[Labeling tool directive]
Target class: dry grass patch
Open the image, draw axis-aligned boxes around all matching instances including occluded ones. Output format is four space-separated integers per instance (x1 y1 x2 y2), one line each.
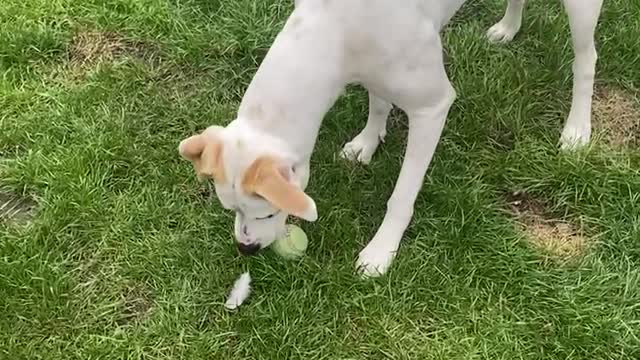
67 30 156 70
118 283 154 325
592 85 639 148
505 191 588 263
0 189 35 224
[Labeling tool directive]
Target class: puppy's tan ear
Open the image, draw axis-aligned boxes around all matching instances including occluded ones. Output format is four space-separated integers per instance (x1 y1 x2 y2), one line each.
178 134 206 162
242 156 318 221
178 133 226 183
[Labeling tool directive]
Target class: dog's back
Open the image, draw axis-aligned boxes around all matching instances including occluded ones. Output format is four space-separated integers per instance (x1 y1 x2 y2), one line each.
297 0 466 29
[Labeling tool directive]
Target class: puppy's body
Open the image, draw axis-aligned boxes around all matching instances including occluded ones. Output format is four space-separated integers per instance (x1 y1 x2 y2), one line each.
180 0 604 276
237 0 464 159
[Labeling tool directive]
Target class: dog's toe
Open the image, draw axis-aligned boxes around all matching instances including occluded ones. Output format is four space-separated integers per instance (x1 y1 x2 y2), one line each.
487 22 520 43
356 240 398 278
340 142 366 163
340 133 381 165
560 122 591 150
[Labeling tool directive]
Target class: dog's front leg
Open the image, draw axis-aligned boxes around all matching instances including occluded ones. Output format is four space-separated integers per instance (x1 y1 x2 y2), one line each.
341 92 392 165
357 84 456 277
487 0 527 43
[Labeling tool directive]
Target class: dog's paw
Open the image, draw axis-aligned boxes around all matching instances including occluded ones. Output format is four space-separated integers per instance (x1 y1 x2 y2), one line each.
356 232 400 278
487 21 520 43
357 242 397 278
340 131 384 165
560 122 591 150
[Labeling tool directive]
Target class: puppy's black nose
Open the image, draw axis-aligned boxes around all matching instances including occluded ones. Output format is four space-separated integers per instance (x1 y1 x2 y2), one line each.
237 242 260 256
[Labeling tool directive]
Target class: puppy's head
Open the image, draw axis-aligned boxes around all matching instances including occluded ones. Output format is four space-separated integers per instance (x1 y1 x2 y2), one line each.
179 125 316 255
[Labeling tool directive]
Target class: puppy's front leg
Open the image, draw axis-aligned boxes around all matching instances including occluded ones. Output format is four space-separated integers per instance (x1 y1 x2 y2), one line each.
357 82 456 277
341 92 392 165
487 0 527 43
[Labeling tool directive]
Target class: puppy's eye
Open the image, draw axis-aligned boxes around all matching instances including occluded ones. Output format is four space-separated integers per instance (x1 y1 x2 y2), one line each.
257 210 280 220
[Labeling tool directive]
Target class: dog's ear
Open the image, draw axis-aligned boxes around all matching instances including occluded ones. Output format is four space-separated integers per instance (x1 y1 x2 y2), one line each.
242 156 318 221
178 130 226 183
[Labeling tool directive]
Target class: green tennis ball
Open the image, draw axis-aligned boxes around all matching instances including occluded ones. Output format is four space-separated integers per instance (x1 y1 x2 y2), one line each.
271 224 308 259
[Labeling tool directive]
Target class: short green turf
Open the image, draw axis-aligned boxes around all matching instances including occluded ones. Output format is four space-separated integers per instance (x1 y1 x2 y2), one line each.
1 0 639 359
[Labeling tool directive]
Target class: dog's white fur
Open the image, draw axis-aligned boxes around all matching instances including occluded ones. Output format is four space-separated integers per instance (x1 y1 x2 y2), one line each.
180 0 604 276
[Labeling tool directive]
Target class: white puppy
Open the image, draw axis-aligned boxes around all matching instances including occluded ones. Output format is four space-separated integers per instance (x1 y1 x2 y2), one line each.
179 0 603 276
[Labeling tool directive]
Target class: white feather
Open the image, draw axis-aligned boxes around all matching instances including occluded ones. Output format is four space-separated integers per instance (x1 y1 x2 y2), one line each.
224 272 251 309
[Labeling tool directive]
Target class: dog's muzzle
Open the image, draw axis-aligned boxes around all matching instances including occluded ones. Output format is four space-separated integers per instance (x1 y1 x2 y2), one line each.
237 242 261 256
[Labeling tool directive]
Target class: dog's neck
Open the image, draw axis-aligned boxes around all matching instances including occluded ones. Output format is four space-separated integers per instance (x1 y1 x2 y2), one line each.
232 7 347 164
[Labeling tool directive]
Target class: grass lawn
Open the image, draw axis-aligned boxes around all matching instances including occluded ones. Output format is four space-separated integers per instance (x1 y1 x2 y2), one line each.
1 0 640 358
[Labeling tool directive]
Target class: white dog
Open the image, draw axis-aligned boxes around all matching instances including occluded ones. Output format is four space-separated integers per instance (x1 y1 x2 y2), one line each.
179 0 603 277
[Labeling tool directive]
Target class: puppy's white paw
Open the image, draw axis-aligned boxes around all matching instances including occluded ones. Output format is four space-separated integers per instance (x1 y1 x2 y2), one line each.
356 234 400 278
340 130 384 165
560 121 591 150
487 21 520 43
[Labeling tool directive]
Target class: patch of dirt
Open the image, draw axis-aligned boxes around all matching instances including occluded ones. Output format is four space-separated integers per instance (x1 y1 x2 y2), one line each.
592 86 639 148
67 30 156 68
118 283 153 325
0 189 35 224
505 191 587 262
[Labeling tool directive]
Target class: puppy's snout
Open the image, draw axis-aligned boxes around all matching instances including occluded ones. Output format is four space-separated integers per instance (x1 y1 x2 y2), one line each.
237 242 261 256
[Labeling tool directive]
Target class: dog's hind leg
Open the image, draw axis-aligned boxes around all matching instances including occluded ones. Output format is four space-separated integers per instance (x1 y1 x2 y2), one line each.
559 0 603 149
341 92 392 165
487 0 526 43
